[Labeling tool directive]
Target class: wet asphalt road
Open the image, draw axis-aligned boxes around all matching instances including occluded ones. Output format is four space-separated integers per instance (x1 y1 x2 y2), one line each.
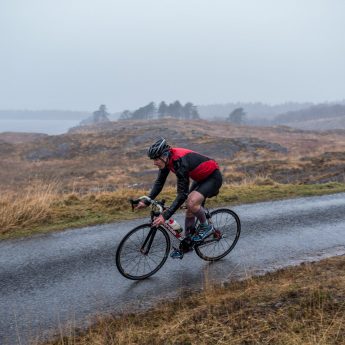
1 193 345 344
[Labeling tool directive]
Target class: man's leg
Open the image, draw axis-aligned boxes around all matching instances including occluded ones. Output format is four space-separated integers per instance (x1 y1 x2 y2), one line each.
177 191 206 253
187 191 214 241
186 191 207 227
184 210 196 236
184 181 200 235
187 171 222 240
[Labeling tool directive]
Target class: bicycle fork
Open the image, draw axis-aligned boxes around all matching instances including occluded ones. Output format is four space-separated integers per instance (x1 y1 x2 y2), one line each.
140 227 157 255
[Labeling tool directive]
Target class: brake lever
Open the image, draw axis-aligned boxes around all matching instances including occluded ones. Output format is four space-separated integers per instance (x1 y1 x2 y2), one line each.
129 199 139 212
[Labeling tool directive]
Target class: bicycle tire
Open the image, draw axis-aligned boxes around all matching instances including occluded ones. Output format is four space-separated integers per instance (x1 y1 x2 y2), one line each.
195 208 241 261
116 224 170 280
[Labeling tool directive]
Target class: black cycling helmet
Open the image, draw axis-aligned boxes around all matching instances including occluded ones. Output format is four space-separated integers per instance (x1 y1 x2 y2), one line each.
147 137 171 159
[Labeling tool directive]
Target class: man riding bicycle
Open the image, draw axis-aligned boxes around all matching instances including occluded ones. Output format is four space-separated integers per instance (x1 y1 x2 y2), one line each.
136 137 222 259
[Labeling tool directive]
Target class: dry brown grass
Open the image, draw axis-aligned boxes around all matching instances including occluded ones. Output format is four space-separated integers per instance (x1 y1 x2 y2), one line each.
42 256 345 345
2 119 345 193
2 181 345 240
0 182 58 234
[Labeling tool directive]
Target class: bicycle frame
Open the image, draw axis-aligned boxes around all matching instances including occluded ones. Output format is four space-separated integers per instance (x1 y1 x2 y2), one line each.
138 224 179 256
116 197 241 279
133 196 216 255
161 222 184 239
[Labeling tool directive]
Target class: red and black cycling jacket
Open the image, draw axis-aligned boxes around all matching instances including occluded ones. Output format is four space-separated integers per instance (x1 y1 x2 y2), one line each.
148 148 219 220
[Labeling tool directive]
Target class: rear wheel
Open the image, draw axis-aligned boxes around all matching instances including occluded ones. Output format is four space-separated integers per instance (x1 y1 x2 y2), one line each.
116 224 170 280
195 209 240 261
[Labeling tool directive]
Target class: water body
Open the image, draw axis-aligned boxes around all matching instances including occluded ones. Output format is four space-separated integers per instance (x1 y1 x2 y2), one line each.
0 119 79 135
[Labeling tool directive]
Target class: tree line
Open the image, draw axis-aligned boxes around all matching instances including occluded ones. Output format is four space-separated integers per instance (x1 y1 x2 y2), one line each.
119 101 200 120
85 103 247 125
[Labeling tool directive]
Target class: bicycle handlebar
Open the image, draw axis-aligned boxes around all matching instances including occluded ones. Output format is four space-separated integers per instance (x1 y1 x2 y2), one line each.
129 196 164 213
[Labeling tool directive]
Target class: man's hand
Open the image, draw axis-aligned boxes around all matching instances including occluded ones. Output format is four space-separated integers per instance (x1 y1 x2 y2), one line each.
152 214 165 227
135 201 147 209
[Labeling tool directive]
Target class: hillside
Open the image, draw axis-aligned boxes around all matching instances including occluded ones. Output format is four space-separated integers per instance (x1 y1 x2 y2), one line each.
197 102 313 120
1 119 345 194
0 132 48 144
274 104 345 130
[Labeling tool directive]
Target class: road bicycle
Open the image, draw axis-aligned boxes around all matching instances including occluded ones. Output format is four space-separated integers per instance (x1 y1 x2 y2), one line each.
115 196 241 280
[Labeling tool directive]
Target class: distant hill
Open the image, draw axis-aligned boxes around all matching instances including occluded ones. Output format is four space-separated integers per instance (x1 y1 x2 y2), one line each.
273 103 345 130
197 102 314 122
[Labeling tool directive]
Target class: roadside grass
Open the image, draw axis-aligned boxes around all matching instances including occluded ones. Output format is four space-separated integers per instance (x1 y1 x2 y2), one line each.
0 182 58 236
1 180 345 240
42 255 345 345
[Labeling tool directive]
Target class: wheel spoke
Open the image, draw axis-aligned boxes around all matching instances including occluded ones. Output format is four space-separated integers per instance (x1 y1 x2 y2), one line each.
116 225 170 279
124 257 141 273
195 209 240 261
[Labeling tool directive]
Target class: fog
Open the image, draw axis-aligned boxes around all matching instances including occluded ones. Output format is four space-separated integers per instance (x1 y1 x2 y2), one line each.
0 119 79 134
1 0 344 115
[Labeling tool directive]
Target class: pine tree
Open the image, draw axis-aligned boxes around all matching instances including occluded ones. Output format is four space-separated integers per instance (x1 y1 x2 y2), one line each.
158 101 168 118
183 102 200 119
228 108 246 124
119 110 132 120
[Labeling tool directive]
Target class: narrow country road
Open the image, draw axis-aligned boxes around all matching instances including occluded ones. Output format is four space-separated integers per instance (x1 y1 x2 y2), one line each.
1 193 345 344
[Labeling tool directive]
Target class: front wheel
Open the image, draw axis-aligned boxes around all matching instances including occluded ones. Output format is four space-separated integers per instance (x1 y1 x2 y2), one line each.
116 224 170 280
195 208 241 261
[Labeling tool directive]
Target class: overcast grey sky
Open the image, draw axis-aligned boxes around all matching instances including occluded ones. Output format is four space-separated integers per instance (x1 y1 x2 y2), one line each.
1 0 344 112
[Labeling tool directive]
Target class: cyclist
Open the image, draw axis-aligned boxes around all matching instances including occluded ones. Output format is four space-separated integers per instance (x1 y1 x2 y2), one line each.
136 137 222 259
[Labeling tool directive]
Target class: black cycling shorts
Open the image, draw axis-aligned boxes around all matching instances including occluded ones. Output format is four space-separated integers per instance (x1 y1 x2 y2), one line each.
189 169 223 198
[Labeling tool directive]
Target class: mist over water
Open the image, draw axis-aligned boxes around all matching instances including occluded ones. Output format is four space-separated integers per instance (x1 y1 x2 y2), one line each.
0 119 78 135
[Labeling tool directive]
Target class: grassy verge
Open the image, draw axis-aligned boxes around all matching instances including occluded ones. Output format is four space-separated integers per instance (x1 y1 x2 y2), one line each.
2 181 345 240
43 255 345 345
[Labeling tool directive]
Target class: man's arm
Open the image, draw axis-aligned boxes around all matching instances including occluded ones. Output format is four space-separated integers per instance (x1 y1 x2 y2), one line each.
148 167 170 201
162 158 189 220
